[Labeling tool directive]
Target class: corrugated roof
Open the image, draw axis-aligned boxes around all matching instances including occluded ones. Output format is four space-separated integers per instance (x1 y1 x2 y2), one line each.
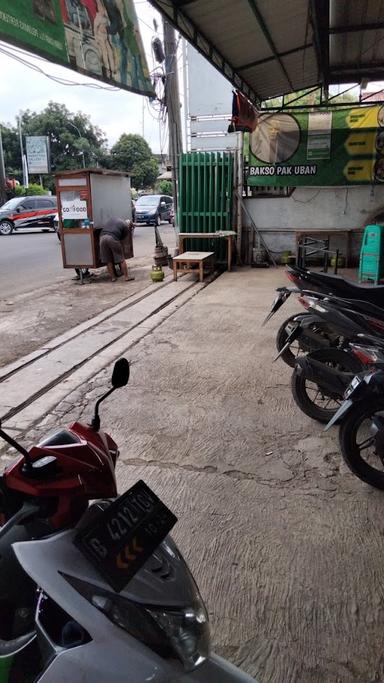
148 0 384 103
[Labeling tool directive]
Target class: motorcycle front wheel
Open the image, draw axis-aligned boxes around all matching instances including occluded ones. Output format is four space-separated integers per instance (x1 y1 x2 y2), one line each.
291 348 364 423
339 398 384 490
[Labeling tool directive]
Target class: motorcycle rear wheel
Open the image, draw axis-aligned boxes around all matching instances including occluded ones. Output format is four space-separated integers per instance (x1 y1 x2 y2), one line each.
276 313 334 368
339 398 384 490
291 348 364 423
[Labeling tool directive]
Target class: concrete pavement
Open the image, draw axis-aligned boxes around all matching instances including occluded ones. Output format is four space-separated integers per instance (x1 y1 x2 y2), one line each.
2 266 384 682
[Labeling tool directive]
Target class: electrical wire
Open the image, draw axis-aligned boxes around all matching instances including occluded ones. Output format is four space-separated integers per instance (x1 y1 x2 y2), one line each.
0 43 120 90
291 189 322 203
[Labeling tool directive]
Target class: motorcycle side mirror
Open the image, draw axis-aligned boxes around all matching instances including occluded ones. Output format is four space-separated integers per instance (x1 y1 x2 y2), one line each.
91 358 130 431
111 358 130 388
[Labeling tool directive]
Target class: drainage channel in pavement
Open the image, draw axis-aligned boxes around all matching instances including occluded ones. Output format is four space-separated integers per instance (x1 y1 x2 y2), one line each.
2 274 215 432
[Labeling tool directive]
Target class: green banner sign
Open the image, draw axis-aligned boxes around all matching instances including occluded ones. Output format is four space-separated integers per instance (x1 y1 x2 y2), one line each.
0 0 153 97
246 106 384 186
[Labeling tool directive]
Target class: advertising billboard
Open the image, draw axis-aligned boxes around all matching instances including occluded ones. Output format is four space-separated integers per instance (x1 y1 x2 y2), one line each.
246 105 384 186
0 0 153 96
26 136 50 174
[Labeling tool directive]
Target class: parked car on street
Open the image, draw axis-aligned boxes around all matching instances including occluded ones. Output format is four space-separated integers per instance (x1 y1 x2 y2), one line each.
134 194 173 226
0 195 57 235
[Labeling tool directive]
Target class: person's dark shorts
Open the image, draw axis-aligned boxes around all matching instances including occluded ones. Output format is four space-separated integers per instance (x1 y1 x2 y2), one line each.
100 234 124 264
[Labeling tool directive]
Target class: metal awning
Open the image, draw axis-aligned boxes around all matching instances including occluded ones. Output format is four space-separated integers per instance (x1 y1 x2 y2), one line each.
148 0 384 104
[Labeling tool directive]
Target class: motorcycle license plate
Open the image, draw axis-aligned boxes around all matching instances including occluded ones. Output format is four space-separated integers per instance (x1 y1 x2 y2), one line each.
345 375 362 398
75 481 177 592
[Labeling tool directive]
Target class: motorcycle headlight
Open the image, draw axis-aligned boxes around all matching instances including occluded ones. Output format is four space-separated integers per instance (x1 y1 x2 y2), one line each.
64 575 210 671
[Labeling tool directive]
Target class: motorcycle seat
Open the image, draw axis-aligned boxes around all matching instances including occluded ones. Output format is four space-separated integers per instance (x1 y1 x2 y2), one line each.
290 267 384 306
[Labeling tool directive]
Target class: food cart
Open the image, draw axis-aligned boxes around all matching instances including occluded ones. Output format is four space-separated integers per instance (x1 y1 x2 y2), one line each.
55 169 133 280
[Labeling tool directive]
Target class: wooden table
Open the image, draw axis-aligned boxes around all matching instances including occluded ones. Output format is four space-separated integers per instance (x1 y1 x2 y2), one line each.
172 251 215 282
294 229 353 267
178 231 236 271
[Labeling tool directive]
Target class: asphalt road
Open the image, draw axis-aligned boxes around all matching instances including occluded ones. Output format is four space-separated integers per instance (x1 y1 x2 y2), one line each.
0 223 177 299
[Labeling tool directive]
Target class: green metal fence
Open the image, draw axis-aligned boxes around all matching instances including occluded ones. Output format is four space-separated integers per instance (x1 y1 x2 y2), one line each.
178 152 234 263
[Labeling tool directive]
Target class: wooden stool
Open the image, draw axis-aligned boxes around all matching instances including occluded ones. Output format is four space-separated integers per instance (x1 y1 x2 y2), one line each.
172 251 215 282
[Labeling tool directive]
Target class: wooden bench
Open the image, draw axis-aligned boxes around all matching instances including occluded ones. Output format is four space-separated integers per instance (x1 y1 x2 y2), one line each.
172 251 215 282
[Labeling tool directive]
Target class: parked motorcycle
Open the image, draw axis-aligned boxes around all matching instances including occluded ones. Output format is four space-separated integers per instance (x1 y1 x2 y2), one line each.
265 287 342 366
325 366 384 490
290 293 384 422
0 359 255 682
286 264 384 305
291 347 365 423
265 264 384 367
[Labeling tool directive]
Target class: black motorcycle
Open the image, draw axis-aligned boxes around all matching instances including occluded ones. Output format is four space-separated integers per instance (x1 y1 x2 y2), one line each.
290 293 384 422
265 265 384 366
325 368 384 490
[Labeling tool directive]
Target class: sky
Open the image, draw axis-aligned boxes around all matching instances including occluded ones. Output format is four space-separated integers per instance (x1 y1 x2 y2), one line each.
0 1 176 154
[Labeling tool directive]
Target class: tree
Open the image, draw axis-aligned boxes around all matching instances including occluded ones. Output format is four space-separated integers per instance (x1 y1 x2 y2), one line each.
110 134 159 189
157 179 173 196
1 123 22 180
21 102 108 175
1 103 109 191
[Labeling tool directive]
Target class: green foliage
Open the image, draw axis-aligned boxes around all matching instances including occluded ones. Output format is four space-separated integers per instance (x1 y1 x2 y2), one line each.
157 180 172 196
1 106 159 192
1 124 21 179
14 183 48 196
21 102 107 172
110 133 159 189
1 102 108 188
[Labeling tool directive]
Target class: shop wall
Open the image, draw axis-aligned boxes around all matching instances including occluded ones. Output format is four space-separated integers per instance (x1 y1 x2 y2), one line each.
243 185 384 262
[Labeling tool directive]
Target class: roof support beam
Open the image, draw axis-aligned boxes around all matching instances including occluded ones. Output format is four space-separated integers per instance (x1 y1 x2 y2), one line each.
173 0 198 6
247 0 294 90
237 43 314 72
329 22 384 34
329 65 384 82
310 0 330 87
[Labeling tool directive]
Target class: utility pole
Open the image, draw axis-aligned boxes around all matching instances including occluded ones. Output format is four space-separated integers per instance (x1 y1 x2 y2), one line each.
18 114 28 187
0 126 7 205
163 18 182 226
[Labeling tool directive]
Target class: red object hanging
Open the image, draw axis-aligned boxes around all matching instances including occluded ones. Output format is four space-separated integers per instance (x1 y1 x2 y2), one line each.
228 90 258 133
